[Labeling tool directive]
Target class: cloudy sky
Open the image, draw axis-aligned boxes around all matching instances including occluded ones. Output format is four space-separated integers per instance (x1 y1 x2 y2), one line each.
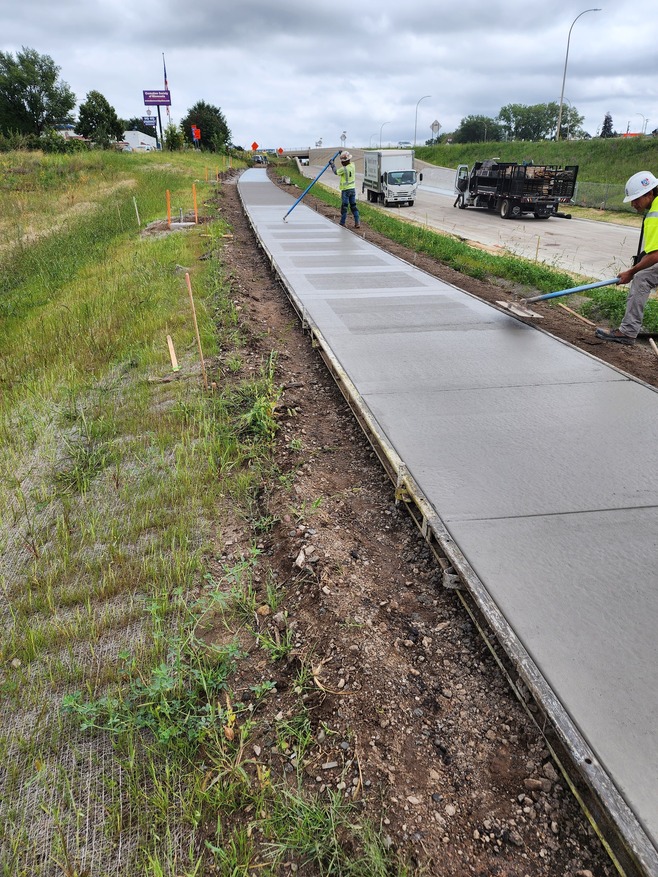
3 0 657 149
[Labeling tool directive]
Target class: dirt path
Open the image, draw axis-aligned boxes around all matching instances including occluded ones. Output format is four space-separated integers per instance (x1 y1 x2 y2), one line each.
211 171 622 876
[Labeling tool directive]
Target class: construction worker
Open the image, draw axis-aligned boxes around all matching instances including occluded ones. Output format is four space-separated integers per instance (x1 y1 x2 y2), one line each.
329 151 360 228
595 171 658 345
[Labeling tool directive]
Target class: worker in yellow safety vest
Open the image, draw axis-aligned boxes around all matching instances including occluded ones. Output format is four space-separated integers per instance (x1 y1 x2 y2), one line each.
595 170 658 345
329 151 360 229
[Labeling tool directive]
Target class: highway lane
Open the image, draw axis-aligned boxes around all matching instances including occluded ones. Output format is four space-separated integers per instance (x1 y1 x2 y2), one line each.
299 156 639 281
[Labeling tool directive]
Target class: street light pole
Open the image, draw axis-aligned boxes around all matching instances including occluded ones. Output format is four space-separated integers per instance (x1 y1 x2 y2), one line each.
556 8 601 141
635 113 647 134
558 97 572 140
414 95 431 146
379 120 391 148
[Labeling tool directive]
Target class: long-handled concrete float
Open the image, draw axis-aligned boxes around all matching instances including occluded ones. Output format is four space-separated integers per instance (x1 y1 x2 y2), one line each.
496 277 620 319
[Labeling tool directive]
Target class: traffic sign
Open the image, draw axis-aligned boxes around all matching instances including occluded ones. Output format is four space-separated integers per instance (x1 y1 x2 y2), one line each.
251 141 259 151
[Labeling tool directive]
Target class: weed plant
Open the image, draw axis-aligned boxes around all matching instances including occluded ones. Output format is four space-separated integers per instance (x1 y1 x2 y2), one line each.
580 285 658 332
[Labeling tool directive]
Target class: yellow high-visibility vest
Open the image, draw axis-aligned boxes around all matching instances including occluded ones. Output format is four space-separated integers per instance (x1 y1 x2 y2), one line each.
337 162 356 191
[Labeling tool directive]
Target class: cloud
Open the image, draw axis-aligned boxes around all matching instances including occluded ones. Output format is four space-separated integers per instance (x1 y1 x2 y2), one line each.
2 0 657 146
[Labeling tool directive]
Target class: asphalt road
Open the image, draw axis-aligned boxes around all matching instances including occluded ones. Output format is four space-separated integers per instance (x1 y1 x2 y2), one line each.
299 153 639 281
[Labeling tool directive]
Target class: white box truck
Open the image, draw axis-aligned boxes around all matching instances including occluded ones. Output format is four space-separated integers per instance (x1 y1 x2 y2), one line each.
362 149 422 207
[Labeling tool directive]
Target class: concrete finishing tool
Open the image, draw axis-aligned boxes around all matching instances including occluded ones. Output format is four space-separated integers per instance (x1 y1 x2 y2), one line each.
496 277 620 319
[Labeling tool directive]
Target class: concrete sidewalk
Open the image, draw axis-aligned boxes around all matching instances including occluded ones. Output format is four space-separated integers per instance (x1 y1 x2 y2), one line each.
238 168 658 875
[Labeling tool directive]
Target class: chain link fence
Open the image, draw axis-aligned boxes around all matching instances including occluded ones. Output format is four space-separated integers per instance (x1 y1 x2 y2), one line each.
572 181 634 213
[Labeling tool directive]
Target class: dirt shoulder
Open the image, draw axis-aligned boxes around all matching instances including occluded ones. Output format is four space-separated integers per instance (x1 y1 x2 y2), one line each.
210 172 618 875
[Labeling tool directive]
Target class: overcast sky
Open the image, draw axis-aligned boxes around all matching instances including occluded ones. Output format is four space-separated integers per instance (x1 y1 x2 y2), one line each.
3 0 657 149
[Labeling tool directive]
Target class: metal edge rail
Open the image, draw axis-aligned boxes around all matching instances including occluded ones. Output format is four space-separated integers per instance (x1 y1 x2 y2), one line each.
236 183 658 877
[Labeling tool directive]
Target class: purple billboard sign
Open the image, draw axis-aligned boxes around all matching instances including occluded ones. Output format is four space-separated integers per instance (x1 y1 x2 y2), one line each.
143 90 171 106
142 116 157 126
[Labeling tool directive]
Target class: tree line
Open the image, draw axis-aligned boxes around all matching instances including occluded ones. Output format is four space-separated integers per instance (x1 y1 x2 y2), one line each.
0 47 232 153
429 109 629 145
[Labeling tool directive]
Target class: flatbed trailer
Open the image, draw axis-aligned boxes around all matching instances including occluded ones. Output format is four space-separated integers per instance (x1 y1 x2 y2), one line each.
454 160 578 219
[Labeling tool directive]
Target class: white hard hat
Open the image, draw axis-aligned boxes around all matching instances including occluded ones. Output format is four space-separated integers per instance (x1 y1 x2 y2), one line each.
623 171 658 202
340 151 352 162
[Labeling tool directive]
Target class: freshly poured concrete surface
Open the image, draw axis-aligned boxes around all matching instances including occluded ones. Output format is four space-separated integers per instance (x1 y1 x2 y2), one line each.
239 170 658 851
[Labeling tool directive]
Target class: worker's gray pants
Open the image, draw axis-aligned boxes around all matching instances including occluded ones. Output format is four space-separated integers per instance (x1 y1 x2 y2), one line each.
619 262 658 337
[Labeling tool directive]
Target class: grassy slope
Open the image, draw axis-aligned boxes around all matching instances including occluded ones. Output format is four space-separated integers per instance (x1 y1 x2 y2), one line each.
415 137 658 184
0 150 412 876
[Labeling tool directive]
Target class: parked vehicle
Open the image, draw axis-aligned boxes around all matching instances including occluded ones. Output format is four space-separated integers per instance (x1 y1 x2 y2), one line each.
454 159 578 219
362 149 422 207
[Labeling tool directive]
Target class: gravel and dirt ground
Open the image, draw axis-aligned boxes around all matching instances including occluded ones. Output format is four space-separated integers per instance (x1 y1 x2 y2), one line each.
204 169 653 876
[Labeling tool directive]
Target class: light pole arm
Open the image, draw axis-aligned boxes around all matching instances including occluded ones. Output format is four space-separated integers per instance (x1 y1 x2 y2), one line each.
556 8 600 141
414 95 431 146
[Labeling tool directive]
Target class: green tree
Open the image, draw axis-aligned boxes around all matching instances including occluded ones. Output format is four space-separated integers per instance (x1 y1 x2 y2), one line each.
600 112 615 138
551 102 587 140
453 115 503 144
496 102 584 141
0 47 75 135
164 122 184 151
180 100 231 152
76 90 123 144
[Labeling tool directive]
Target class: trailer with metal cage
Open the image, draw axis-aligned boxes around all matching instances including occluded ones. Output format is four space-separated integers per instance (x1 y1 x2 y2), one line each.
454 159 578 219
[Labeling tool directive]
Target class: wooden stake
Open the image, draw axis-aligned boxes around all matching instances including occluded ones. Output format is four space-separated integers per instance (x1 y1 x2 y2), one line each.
649 337 658 359
192 183 198 224
166 189 171 228
185 273 208 389
557 303 596 326
166 335 180 371
133 196 141 228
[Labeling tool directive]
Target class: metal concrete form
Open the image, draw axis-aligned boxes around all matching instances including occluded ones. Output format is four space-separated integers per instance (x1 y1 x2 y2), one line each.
237 168 658 877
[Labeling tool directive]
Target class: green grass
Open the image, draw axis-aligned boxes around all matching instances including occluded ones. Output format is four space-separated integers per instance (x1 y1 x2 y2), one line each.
0 149 413 876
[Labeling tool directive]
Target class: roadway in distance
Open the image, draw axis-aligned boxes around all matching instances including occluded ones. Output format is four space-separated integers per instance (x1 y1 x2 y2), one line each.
299 150 639 282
